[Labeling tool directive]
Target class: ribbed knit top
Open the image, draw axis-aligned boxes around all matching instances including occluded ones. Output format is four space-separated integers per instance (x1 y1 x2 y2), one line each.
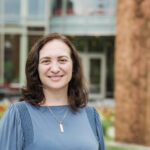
0 101 105 150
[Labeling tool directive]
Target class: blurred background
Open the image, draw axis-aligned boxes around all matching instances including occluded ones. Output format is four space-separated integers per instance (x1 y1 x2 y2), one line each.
0 0 150 150
0 0 115 102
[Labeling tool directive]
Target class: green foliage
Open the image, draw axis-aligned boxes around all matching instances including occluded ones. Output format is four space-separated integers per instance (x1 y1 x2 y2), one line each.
96 106 114 138
106 146 135 150
0 112 4 119
102 118 113 136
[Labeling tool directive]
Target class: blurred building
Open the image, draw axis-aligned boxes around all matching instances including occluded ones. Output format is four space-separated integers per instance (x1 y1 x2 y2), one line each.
0 0 117 101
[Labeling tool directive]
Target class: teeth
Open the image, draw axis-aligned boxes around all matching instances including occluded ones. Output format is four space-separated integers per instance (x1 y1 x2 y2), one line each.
50 76 61 78
48 76 62 81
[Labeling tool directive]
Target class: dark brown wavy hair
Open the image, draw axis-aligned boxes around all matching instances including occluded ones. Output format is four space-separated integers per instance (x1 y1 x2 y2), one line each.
20 33 88 111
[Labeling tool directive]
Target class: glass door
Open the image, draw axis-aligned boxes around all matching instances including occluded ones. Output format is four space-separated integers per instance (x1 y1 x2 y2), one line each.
89 58 101 94
80 53 106 100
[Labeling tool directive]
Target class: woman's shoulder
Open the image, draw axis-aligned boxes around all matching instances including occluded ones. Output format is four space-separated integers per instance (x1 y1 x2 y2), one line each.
13 101 37 111
85 105 98 114
5 101 36 122
1 101 29 118
84 105 102 123
13 101 30 107
0 102 23 125
84 105 101 124
1 102 23 117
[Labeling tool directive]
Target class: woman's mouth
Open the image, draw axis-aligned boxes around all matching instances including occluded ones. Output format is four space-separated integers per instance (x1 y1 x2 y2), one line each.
48 75 63 81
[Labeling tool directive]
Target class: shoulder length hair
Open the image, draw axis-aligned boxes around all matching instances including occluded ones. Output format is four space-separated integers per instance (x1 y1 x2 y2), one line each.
20 33 88 111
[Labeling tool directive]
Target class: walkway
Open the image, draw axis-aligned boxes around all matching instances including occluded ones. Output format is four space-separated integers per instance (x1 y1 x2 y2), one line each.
106 141 150 150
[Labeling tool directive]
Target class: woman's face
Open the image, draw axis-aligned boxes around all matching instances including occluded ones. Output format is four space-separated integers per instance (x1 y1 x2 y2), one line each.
38 39 73 91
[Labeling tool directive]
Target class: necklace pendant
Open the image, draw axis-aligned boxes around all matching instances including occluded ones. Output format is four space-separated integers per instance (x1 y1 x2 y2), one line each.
59 123 64 133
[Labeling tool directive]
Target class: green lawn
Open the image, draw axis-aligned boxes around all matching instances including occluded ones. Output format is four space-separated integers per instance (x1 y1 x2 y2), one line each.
106 146 135 150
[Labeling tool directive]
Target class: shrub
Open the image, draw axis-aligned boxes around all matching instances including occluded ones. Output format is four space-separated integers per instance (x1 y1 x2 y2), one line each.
0 105 8 119
95 106 114 139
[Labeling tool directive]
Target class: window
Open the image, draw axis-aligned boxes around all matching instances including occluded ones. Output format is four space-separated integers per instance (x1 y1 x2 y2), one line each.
87 37 104 53
68 36 85 52
28 35 42 52
52 0 63 16
4 0 21 23
66 0 74 15
90 59 101 93
4 35 20 83
0 0 3 16
66 0 85 15
87 0 108 15
5 0 20 15
28 0 45 18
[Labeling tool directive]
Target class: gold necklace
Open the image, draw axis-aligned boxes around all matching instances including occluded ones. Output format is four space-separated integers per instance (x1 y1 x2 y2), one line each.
47 106 69 133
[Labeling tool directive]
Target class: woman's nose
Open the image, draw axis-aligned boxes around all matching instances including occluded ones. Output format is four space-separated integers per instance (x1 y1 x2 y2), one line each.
50 62 60 73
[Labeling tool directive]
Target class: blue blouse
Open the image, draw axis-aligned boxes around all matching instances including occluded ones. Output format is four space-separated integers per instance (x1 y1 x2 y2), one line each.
0 101 105 150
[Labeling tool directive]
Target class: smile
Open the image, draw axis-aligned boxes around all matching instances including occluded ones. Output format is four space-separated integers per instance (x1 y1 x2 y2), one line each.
48 75 64 81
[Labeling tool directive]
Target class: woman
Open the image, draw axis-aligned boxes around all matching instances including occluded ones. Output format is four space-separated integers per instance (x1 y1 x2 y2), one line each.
0 33 105 150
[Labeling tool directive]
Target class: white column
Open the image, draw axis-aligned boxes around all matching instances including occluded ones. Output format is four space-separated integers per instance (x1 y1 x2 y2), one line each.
19 0 28 86
101 54 106 98
79 53 90 87
19 33 28 86
0 0 5 86
21 0 27 25
45 0 51 34
0 34 4 86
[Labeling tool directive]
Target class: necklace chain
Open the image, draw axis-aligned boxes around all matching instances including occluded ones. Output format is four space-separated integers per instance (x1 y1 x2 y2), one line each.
47 106 69 133
47 106 69 124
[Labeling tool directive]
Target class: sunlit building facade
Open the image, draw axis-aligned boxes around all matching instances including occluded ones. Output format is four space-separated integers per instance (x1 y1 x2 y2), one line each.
0 0 117 100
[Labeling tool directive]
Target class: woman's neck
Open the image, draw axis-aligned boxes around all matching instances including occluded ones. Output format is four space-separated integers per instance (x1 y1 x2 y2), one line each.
41 88 69 106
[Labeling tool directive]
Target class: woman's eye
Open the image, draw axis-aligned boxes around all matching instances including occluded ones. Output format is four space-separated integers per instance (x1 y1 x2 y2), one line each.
59 59 67 63
41 60 50 64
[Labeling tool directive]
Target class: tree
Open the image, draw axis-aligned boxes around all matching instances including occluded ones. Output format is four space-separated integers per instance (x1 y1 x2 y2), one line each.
115 0 150 145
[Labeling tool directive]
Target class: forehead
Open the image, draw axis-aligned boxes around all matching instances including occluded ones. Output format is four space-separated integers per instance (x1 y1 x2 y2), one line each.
39 39 71 58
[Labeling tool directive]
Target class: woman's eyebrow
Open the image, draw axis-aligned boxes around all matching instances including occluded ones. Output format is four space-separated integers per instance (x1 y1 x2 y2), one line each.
58 56 69 59
39 56 69 61
39 57 51 61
